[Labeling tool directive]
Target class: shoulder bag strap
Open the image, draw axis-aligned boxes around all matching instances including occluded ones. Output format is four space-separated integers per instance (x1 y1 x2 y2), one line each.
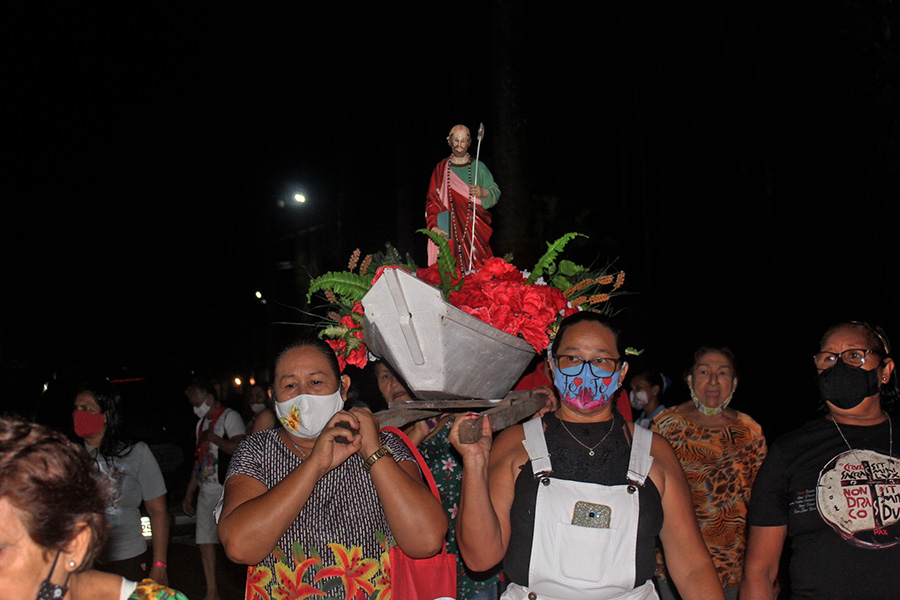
380 425 447 554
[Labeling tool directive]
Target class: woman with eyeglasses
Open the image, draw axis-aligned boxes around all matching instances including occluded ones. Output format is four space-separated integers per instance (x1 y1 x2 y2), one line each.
650 346 767 600
741 321 900 600
449 311 724 599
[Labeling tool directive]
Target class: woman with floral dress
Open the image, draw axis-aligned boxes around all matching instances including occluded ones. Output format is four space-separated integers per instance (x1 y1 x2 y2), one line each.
217 338 447 600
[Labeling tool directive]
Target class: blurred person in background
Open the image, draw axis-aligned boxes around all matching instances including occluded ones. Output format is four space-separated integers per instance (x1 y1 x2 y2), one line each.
243 383 278 434
183 379 246 600
628 368 670 429
72 379 170 586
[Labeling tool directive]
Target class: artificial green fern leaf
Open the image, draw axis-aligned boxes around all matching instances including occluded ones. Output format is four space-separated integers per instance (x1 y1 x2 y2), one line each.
319 324 347 337
378 242 402 266
559 259 585 277
526 232 587 285
417 228 459 297
306 271 371 303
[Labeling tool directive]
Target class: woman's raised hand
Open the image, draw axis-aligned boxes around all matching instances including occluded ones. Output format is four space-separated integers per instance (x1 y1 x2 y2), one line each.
449 413 493 464
350 407 383 460
307 410 363 474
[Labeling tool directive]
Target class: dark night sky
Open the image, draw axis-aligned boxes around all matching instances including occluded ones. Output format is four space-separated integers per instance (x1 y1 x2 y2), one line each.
4 4 899 437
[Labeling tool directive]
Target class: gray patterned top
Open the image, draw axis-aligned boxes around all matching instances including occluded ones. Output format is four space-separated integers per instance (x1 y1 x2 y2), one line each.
225 428 415 599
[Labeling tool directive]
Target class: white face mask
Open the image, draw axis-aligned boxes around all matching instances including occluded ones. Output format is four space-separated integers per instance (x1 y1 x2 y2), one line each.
629 389 649 410
193 396 211 419
275 389 343 438
250 402 266 414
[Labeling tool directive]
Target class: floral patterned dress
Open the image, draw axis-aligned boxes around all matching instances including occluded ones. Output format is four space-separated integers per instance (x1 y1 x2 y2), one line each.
226 429 414 600
418 417 502 599
651 407 767 590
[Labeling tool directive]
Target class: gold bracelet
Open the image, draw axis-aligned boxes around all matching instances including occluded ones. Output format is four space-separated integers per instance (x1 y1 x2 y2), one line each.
363 445 393 471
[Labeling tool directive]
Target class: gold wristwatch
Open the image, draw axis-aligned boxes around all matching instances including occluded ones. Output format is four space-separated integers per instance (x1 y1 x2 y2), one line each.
363 445 393 471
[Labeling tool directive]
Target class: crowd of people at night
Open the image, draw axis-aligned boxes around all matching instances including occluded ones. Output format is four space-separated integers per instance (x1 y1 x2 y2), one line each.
3 127 898 600
3 315 899 600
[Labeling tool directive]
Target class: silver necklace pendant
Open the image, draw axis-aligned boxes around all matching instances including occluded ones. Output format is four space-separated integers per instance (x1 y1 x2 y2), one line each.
831 412 894 458
588 450 595 457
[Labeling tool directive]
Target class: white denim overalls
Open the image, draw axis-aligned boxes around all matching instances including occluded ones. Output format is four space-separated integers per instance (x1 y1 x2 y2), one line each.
501 417 659 600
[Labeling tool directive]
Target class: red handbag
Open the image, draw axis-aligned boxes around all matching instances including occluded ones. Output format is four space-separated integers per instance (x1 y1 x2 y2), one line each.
381 426 458 600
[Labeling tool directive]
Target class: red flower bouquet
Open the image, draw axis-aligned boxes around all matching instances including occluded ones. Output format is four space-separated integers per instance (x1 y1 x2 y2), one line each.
443 257 576 352
307 232 626 369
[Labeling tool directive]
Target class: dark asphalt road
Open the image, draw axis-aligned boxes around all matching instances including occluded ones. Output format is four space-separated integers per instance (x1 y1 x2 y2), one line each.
166 533 247 600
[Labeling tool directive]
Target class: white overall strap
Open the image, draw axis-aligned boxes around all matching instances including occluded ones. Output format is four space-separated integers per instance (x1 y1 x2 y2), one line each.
521 416 553 478
502 580 659 600
627 424 654 486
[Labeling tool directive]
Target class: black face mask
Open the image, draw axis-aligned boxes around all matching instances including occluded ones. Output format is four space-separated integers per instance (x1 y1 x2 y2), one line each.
816 359 881 410
37 551 71 600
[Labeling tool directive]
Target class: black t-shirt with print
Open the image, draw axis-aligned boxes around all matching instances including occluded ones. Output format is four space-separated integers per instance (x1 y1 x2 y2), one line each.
748 416 900 599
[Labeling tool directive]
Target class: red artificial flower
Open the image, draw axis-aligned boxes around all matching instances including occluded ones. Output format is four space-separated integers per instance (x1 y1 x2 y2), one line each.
468 257 519 283
415 265 442 287
326 339 349 372
445 258 574 353
416 263 463 289
346 347 368 370
340 303 365 333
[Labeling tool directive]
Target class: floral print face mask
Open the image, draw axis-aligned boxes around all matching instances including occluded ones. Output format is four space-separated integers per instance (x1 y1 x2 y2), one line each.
275 389 343 438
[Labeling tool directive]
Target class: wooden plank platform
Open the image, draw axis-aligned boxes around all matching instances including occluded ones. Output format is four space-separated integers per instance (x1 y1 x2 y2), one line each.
374 388 553 442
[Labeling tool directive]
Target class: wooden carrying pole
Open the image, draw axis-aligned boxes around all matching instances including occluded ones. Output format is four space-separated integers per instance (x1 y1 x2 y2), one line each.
374 388 551 442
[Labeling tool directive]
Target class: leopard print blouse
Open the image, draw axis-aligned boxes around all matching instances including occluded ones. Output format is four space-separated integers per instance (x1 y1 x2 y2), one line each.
651 407 767 589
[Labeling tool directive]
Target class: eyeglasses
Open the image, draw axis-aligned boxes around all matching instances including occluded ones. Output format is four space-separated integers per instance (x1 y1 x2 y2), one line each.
554 354 622 376
813 349 878 370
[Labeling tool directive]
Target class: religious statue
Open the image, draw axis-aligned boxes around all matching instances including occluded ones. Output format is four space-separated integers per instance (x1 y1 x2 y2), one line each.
425 124 501 270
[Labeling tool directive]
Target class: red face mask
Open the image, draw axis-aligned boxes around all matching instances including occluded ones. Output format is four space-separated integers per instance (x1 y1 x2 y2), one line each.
73 410 105 439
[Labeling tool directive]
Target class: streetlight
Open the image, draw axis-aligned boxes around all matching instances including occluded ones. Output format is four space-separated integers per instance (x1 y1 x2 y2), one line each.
277 190 308 209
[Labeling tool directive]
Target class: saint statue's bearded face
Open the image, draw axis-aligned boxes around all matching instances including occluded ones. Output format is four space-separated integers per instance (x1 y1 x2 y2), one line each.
447 125 471 158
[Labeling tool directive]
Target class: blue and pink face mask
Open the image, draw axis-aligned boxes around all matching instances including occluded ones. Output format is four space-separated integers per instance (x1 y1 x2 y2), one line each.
552 357 625 411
